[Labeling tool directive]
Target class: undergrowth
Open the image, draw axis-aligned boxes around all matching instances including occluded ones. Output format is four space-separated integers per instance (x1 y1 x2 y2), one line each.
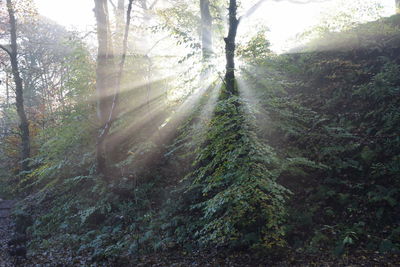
7 14 400 263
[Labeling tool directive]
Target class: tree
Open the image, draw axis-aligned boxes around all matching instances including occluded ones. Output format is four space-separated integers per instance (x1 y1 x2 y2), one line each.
200 0 212 60
94 0 133 175
222 0 336 94
396 0 400 14
0 0 31 172
224 0 240 95
223 0 265 94
18 18 75 121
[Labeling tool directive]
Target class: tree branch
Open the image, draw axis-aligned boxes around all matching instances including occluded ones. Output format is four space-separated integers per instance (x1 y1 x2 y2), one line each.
240 0 332 21
98 0 134 141
240 0 267 20
0 44 11 56
149 0 160 10
108 0 117 10
146 35 169 55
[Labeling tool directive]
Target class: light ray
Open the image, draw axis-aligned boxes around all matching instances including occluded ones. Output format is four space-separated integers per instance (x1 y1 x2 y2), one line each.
108 69 221 154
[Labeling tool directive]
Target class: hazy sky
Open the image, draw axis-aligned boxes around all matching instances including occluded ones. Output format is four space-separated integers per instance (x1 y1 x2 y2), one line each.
35 0 95 30
34 0 395 52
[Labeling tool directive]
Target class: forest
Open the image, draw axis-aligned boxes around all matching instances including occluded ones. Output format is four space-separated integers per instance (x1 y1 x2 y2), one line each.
0 0 400 265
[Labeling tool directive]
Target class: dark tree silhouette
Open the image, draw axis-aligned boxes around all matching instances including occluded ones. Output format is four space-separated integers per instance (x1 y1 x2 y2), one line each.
0 0 31 172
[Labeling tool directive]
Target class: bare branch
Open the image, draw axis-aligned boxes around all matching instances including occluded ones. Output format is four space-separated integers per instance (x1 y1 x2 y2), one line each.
146 35 169 55
0 44 11 56
98 0 134 141
149 0 160 10
240 0 332 21
240 0 267 20
108 0 117 10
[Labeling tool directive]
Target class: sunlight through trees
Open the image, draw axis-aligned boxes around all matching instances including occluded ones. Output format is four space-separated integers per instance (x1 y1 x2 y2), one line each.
0 0 399 265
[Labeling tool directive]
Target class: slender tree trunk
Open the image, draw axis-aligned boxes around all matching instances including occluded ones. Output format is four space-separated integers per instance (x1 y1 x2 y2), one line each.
58 72 66 113
94 0 133 174
5 74 10 136
6 0 31 172
6 74 10 108
94 0 115 125
221 0 266 94
139 1 155 114
94 0 115 174
224 0 239 95
200 0 213 60
396 0 400 14
115 0 125 55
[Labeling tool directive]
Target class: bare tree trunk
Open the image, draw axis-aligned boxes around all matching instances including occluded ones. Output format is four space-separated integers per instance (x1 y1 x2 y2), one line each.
396 0 400 14
94 0 115 174
222 0 268 94
5 0 31 172
200 0 213 60
224 0 239 95
94 0 133 175
4 74 10 136
139 0 157 114
94 0 115 125
5 74 10 108
115 0 125 55
58 72 66 113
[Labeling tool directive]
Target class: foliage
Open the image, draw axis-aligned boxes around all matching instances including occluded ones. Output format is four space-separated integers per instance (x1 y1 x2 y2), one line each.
261 15 400 255
237 29 272 63
1 2 400 265
169 91 290 250
16 36 96 192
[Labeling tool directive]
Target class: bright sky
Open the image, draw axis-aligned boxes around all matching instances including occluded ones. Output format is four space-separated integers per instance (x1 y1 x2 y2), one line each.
35 0 95 31
34 0 396 52
246 0 395 52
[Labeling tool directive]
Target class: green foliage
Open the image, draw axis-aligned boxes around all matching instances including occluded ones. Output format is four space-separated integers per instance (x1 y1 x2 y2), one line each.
0 168 13 198
3 9 400 264
173 93 289 250
19 38 96 192
238 30 272 62
262 15 400 254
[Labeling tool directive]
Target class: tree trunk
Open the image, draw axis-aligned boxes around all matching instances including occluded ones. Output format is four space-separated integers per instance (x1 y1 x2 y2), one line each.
396 0 400 14
94 0 115 174
200 0 213 60
6 74 10 108
224 0 239 95
6 0 31 172
115 0 125 55
94 0 133 175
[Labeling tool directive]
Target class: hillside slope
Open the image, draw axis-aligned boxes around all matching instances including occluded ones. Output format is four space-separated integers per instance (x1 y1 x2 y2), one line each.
2 14 400 266
255 14 400 255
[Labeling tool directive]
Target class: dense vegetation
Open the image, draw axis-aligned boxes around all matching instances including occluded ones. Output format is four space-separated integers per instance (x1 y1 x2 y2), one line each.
0 0 399 265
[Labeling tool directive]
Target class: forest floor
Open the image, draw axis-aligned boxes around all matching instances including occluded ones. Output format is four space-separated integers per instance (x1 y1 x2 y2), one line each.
0 198 399 266
0 199 17 267
2 245 400 266
0 197 399 267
